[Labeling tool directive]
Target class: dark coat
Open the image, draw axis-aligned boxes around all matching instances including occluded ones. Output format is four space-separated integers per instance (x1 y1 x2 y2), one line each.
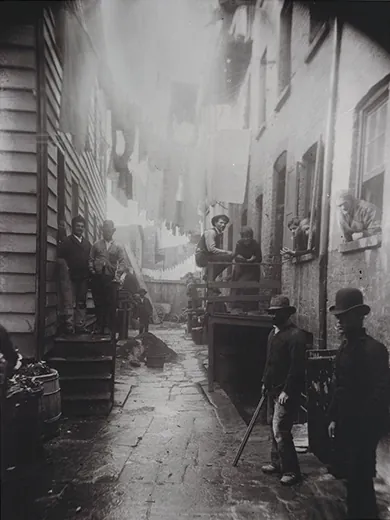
58 235 91 281
328 331 390 478
233 238 262 283
262 322 307 398
136 297 153 324
122 273 140 295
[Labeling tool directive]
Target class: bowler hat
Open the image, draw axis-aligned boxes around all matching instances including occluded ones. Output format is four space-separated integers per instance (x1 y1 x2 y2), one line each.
329 288 371 316
267 295 296 314
211 214 229 227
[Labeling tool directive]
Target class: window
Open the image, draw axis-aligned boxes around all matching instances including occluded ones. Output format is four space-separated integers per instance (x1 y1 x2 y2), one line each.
273 152 287 256
308 3 329 43
71 180 79 218
278 1 292 94
359 95 387 219
256 194 263 244
259 50 267 128
84 198 90 240
298 143 318 219
241 209 248 227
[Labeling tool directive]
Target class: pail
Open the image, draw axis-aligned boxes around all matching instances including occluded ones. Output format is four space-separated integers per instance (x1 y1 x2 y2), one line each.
34 368 61 439
146 354 166 368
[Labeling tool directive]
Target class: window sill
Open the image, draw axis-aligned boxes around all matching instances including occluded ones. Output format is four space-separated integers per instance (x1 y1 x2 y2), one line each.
275 83 291 113
305 22 330 64
292 252 317 265
339 233 382 254
256 123 266 141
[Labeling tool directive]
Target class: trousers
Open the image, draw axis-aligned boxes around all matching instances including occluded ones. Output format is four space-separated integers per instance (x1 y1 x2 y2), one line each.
91 274 117 332
268 393 301 476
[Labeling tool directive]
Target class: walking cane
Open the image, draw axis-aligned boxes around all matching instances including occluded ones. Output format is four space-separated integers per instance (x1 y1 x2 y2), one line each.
232 394 266 467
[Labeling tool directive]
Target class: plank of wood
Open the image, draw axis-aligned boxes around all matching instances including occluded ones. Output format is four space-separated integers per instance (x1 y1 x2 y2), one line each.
0 233 36 253
0 252 36 273
0 273 35 293
0 293 35 313
0 110 36 132
0 68 36 90
0 213 37 234
0 313 35 333
0 131 37 153
0 26 35 47
0 46 36 69
207 294 271 302
0 172 36 193
0 90 36 112
207 279 280 290
0 150 36 173
0 193 36 213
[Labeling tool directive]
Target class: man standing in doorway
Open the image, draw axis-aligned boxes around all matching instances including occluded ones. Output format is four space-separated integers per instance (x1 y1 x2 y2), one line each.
261 295 307 486
89 220 126 335
328 288 390 519
195 214 234 281
58 216 91 334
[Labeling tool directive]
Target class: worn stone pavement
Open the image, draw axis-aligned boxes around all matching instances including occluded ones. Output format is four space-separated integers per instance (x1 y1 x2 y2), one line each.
14 326 390 520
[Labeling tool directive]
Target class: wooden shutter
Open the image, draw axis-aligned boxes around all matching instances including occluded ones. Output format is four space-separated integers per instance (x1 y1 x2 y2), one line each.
282 164 298 249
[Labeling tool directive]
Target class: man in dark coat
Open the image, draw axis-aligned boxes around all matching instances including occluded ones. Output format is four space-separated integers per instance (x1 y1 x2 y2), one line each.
58 216 91 334
231 226 262 311
89 220 126 334
328 288 390 519
261 295 307 486
195 214 234 281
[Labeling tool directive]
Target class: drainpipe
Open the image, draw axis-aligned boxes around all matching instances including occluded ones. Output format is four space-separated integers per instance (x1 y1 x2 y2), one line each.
318 17 342 349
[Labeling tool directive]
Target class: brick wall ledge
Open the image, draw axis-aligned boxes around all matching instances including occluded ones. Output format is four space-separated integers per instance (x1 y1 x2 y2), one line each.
304 22 331 64
275 83 291 113
339 234 382 254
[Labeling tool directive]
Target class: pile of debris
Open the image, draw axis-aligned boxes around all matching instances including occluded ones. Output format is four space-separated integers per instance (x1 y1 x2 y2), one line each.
118 332 177 368
18 360 52 377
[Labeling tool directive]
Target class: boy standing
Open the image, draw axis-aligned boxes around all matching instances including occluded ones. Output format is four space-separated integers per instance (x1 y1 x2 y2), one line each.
58 216 91 334
136 289 153 334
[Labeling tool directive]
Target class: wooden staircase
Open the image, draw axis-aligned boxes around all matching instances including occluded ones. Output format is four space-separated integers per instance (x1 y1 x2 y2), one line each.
46 334 116 417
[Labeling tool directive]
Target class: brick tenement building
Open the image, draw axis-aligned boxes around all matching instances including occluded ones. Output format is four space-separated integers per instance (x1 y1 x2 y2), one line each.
218 0 390 352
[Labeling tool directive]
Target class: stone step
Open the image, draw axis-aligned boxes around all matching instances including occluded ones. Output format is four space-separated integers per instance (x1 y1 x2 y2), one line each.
60 374 113 396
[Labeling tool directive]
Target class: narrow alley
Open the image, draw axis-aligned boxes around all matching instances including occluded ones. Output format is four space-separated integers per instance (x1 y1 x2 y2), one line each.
13 326 387 520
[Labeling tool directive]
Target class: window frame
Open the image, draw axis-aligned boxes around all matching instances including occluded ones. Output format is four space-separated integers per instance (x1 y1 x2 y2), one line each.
356 87 388 202
278 0 293 96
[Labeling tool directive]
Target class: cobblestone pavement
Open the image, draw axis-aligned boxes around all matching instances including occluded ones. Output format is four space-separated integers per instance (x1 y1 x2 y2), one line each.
25 326 390 520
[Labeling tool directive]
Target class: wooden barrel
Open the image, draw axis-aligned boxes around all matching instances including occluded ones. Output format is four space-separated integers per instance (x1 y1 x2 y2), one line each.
34 368 61 439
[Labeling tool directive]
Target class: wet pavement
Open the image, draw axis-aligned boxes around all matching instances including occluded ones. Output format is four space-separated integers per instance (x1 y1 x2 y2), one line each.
5 325 390 520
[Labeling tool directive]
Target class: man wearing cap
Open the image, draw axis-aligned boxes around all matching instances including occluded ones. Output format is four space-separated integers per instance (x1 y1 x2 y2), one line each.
195 214 234 281
328 288 390 519
261 295 307 486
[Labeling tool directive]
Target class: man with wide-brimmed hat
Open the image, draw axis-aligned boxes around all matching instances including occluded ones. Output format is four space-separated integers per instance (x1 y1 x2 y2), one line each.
261 295 307 486
328 288 390 519
195 214 234 281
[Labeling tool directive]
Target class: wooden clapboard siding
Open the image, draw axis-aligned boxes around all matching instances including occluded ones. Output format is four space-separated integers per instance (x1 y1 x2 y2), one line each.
0 26 38 356
40 8 108 349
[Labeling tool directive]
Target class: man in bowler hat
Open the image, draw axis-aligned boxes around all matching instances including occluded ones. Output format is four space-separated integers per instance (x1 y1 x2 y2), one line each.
195 214 234 281
328 288 390 519
261 295 307 486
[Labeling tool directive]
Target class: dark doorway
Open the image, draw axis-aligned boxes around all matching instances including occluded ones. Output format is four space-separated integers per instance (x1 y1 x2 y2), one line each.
255 194 263 245
273 152 287 257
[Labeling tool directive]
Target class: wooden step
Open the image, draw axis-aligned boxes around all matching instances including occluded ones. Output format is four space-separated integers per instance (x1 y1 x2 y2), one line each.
48 357 114 377
51 335 115 358
59 374 113 395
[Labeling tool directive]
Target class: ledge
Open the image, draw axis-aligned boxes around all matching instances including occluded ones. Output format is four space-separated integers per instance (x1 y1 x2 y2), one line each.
305 22 330 64
339 234 382 254
255 122 266 141
275 83 291 113
292 252 316 265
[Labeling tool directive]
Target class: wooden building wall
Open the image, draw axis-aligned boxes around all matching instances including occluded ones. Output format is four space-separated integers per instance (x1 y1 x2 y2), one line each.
0 10 108 358
43 8 107 352
0 25 39 356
